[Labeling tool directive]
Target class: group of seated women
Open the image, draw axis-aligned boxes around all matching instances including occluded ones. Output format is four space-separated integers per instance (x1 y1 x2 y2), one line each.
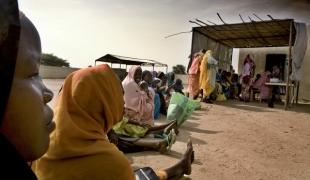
0 5 194 180
110 66 190 154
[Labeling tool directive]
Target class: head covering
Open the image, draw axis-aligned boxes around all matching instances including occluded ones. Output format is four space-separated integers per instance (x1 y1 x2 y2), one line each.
253 71 271 89
142 70 151 79
34 64 134 180
157 71 165 79
122 66 153 124
244 54 253 65
152 71 158 78
142 70 152 84
122 66 144 112
1 5 38 179
0 1 20 125
167 72 175 86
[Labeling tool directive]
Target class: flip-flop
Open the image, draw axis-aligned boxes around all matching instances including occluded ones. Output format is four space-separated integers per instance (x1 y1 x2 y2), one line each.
166 129 177 151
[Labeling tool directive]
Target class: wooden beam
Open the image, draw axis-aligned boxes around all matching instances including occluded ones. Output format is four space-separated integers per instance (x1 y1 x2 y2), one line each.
189 20 203 27
285 20 293 110
253 13 263 21
164 30 192 39
239 14 245 23
195 18 209 26
216 34 289 41
217 13 227 24
207 20 217 25
187 28 196 73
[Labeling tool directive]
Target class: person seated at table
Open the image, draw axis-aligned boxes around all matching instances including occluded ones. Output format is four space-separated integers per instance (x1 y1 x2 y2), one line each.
271 65 285 101
251 73 261 100
253 71 271 102
34 64 194 180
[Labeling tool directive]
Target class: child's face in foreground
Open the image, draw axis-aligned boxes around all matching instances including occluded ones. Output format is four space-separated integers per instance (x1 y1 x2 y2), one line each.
0 16 55 161
139 82 148 92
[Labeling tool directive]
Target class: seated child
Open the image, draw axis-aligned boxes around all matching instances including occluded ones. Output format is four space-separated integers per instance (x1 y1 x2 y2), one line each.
174 79 184 95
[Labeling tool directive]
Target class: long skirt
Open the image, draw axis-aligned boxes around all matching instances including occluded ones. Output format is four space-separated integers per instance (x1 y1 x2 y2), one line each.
187 74 200 97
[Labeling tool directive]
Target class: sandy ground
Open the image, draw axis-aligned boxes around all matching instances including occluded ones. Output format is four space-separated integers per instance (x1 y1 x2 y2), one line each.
44 79 310 180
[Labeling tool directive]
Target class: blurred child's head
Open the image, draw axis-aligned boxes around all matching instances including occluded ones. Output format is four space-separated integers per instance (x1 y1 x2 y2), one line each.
142 70 153 84
139 81 149 92
151 78 161 88
175 79 182 85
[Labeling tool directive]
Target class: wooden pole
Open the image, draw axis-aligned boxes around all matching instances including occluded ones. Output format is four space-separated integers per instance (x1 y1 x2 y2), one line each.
296 81 300 104
284 20 293 110
187 28 195 73
239 14 245 23
217 13 227 24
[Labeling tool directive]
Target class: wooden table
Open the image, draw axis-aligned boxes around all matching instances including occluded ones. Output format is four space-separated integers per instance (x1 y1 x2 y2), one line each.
265 82 296 106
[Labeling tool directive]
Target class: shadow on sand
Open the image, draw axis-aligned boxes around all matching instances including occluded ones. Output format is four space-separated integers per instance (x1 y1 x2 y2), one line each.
214 100 310 114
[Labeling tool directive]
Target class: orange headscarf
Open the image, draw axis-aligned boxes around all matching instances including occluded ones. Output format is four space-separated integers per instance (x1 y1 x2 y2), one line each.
34 64 134 180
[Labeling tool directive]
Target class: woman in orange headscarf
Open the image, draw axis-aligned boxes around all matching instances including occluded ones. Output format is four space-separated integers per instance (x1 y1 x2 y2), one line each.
34 64 134 179
34 64 194 180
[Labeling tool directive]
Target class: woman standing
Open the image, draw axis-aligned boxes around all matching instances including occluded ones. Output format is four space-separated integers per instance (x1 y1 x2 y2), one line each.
199 50 218 103
188 51 204 99
239 54 255 101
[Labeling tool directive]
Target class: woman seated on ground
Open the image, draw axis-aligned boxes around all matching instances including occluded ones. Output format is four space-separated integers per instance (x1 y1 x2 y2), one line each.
167 72 176 87
117 66 177 153
220 71 231 99
174 79 185 95
123 66 154 125
142 70 161 119
152 78 162 119
34 64 194 180
157 71 169 115
239 75 252 102
230 73 240 99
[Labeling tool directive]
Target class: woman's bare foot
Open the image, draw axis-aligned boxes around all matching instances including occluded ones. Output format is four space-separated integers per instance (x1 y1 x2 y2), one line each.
164 120 179 135
183 139 194 175
158 140 168 154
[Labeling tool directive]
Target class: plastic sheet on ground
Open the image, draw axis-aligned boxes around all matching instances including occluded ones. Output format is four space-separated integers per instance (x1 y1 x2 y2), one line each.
167 92 201 126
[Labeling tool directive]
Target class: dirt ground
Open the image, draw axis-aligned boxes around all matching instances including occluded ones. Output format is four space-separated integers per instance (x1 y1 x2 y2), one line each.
44 79 310 180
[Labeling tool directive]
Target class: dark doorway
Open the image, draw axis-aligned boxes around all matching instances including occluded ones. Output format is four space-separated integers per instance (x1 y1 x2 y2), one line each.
265 54 286 80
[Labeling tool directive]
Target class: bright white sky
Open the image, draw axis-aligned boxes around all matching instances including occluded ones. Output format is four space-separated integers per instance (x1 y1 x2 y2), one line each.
18 0 310 70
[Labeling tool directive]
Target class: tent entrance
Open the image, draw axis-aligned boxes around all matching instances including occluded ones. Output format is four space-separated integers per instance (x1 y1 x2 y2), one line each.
265 54 286 80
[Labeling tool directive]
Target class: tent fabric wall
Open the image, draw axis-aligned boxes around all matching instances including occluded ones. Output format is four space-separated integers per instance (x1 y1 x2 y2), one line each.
299 25 310 101
188 30 233 71
291 22 308 81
